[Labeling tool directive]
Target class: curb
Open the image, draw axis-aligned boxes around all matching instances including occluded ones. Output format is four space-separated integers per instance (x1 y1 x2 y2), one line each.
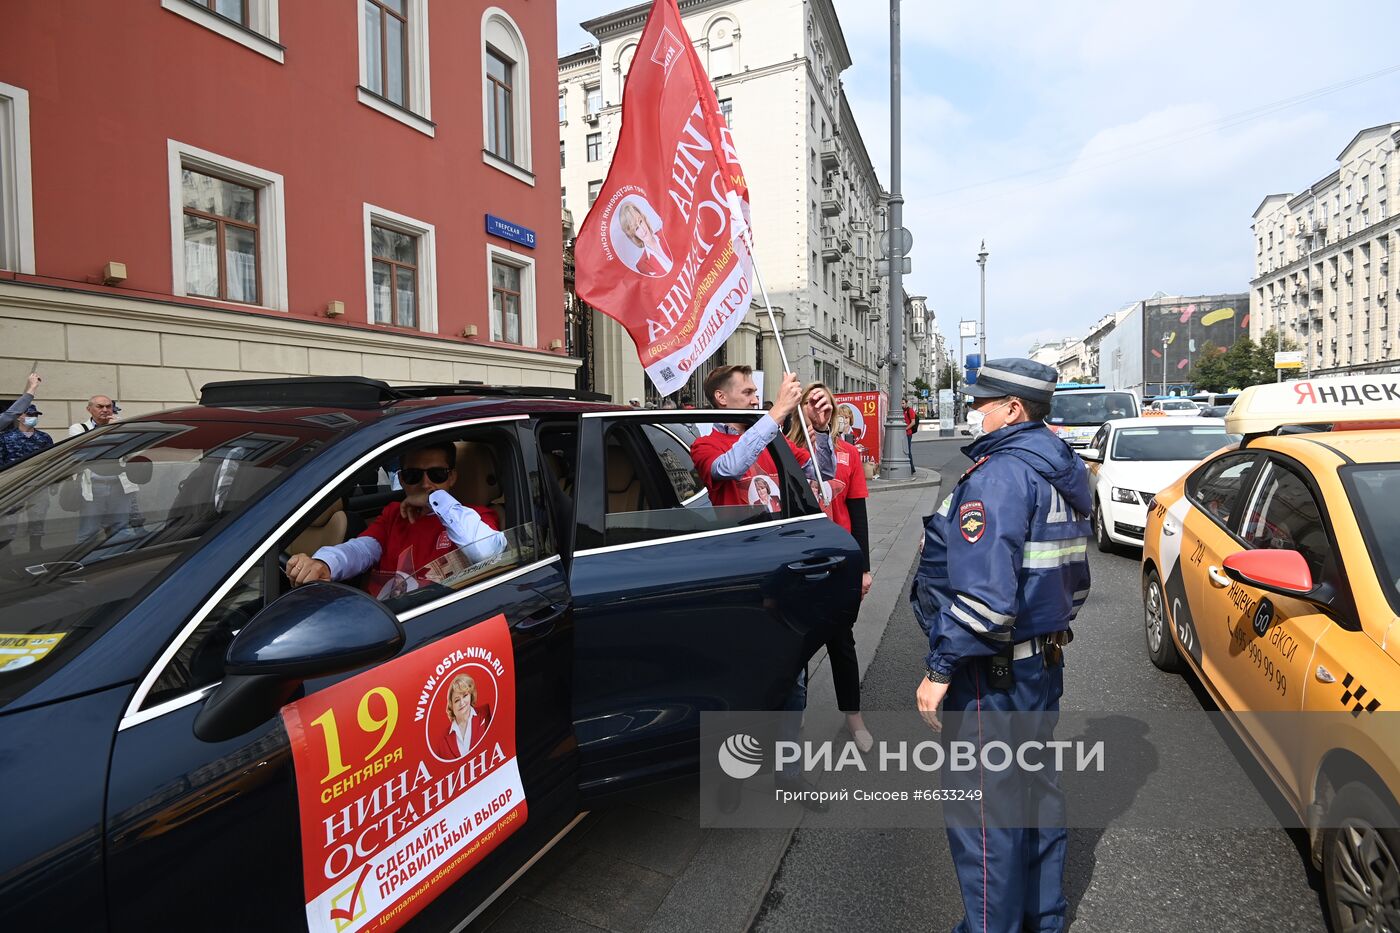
867 468 943 493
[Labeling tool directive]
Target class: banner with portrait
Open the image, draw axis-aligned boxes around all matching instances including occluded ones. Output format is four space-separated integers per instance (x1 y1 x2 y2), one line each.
574 0 755 396
833 391 887 468
280 614 525 933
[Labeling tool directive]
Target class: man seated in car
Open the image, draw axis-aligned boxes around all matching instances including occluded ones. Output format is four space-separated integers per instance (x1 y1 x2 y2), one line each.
286 442 506 590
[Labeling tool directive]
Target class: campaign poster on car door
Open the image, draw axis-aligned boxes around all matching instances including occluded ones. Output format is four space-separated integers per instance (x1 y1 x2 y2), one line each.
833 391 887 467
280 614 526 933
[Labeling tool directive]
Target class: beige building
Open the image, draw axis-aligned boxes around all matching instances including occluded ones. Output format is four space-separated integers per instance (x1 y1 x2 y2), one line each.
1251 123 1400 375
559 0 902 403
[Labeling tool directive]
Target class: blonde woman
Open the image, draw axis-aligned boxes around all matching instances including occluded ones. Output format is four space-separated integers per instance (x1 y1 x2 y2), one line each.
788 383 874 752
431 673 493 760
618 200 672 276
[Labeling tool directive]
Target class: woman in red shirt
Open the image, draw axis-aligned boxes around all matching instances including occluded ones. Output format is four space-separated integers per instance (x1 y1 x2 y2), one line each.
788 383 873 752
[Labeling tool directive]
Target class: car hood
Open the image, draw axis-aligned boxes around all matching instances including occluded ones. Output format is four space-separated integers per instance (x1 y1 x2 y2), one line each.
1100 460 1197 496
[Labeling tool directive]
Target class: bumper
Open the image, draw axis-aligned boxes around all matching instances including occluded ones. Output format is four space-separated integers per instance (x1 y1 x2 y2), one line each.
1101 498 1148 546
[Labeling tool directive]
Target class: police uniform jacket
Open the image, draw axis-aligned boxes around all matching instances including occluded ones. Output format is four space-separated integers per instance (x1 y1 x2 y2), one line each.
913 420 1093 677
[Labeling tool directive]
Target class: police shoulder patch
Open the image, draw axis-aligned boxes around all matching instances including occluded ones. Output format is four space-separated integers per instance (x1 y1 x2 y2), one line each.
958 500 987 543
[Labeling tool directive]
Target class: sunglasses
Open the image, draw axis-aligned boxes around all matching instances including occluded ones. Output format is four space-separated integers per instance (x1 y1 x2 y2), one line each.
399 466 451 484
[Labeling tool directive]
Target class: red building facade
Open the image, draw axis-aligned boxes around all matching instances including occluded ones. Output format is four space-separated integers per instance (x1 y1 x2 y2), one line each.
0 0 572 426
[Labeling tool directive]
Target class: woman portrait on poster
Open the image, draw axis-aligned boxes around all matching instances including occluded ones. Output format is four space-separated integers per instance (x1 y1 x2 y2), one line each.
431 673 493 761
612 196 673 277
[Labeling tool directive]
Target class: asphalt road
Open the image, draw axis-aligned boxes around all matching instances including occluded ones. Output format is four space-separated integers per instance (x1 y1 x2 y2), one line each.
752 435 1329 933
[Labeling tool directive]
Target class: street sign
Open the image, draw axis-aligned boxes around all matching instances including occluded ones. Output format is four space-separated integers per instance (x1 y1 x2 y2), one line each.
876 258 912 276
1274 351 1305 370
880 227 914 258
958 320 977 338
938 388 954 431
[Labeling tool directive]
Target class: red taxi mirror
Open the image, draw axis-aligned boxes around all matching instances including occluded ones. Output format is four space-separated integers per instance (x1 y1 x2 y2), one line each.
1222 549 1313 595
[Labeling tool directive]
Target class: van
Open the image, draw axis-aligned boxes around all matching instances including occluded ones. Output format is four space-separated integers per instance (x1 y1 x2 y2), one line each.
1047 385 1141 447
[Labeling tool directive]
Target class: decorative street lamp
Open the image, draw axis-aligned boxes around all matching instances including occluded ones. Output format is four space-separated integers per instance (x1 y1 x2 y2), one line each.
976 241 989 370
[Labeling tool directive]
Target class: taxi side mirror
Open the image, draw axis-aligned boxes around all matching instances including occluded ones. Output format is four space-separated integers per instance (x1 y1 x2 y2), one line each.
1222 549 1336 606
1079 448 1102 462
193 583 404 743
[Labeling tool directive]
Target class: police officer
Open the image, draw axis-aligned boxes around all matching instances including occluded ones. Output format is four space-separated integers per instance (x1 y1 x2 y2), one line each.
912 358 1092 933
0 403 53 470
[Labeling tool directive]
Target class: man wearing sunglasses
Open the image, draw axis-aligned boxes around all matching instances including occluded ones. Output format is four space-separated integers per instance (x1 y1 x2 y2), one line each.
286 442 505 588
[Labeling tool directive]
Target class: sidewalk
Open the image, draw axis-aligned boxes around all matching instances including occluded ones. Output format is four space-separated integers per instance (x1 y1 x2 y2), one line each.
469 472 944 933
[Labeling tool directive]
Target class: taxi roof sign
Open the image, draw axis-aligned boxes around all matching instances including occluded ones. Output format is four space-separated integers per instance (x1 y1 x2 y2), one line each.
1226 375 1400 436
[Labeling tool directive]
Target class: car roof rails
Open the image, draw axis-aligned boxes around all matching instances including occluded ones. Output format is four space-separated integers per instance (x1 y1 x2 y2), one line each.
394 382 614 403
200 376 613 409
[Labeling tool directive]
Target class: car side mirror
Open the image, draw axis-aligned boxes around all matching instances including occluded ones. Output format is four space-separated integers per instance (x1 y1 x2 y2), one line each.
1079 448 1102 462
1222 549 1335 606
193 583 404 742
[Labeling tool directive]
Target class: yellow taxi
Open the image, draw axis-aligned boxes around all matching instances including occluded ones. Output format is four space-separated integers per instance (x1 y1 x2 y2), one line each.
1141 374 1400 930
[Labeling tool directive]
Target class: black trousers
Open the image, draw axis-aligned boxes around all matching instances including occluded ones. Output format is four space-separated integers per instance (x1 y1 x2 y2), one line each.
825 621 860 713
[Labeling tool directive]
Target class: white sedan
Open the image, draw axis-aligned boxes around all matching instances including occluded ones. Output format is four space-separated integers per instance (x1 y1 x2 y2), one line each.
1147 398 1204 417
1080 417 1240 551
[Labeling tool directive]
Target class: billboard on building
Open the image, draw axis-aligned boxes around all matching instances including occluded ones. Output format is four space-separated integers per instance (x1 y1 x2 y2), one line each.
1142 295 1249 394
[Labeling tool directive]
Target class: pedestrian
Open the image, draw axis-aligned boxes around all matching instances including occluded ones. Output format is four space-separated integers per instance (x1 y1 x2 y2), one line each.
0 372 43 433
679 394 695 410
69 394 120 435
0 403 55 550
66 394 142 541
902 396 919 462
787 382 873 753
628 397 642 409
911 358 1092 933
690 364 833 810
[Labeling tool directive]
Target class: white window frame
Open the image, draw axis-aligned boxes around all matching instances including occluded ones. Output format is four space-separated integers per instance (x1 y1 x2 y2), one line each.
481 7 533 186
161 0 283 63
0 81 35 275
356 0 434 137
486 244 536 347
167 140 288 310
363 203 438 334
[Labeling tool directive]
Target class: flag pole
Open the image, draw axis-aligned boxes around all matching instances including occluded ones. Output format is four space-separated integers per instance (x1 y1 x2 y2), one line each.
747 257 829 498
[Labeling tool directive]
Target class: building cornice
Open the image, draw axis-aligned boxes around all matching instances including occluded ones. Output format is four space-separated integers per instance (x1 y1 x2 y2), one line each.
583 0 730 41
1336 122 1400 163
558 47 601 70
811 0 852 73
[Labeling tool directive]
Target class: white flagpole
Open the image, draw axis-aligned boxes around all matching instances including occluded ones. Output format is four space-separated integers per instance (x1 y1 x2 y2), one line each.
747 258 829 502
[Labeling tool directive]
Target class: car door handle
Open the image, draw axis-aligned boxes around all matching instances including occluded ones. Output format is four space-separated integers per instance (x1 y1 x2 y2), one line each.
1207 566 1232 589
786 556 846 573
518 604 567 633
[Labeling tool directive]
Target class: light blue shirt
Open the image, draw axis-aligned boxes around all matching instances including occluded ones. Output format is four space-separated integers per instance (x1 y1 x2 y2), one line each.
711 417 832 481
314 490 507 581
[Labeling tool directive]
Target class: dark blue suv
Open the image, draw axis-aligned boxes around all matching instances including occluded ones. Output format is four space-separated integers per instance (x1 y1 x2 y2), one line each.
0 377 860 931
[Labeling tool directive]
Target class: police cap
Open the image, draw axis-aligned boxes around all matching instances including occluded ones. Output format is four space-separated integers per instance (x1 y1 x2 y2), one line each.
966 358 1059 405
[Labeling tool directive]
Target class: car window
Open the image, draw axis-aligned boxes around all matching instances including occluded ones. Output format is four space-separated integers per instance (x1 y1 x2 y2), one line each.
599 417 799 547
0 420 335 707
1344 465 1400 610
1241 463 1331 584
1090 425 1109 452
1110 426 1239 462
1049 391 1138 426
1186 453 1260 530
141 425 548 708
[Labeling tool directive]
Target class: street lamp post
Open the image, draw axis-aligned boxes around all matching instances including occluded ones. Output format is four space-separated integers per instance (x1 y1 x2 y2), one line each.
880 0 911 479
1161 335 1169 396
976 241 989 369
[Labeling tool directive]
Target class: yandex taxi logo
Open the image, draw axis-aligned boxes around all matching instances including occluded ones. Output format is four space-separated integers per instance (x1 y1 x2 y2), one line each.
1225 375 1400 436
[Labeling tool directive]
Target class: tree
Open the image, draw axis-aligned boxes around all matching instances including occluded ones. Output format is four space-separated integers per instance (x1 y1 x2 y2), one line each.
1188 341 1230 392
1218 336 1261 390
1251 329 1301 384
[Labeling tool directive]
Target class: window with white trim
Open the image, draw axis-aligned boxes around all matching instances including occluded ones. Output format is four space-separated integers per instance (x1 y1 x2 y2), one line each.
481 8 533 184
585 85 602 116
357 0 432 135
558 92 566 123
586 132 601 162
487 247 535 346
706 16 737 78
160 0 282 62
363 204 437 332
168 141 286 309
0 81 35 274
587 180 601 206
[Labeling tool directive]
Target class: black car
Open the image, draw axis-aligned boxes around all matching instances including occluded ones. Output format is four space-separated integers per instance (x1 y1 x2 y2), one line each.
0 377 860 931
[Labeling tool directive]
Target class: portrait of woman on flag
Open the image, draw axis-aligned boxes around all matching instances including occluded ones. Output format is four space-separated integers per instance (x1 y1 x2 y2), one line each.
611 195 673 277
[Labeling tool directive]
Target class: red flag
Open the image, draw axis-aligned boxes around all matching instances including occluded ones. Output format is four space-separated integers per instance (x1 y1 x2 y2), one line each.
575 0 754 396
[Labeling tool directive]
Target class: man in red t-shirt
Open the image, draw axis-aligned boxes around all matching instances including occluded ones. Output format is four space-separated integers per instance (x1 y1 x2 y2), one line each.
688 364 826 512
286 442 505 591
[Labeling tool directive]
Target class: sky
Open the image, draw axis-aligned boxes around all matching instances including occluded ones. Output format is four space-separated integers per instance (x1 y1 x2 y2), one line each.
554 0 1400 361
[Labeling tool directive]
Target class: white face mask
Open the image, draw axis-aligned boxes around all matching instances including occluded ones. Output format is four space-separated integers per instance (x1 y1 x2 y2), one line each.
967 400 1013 439
21 416 38 428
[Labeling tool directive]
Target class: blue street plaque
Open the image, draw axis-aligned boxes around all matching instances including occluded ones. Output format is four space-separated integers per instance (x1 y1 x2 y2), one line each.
485 215 537 249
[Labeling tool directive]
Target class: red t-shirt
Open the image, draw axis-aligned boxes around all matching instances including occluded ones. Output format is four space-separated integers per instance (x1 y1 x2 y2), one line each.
825 438 869 533
689 426 810 511
361 501 500 576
